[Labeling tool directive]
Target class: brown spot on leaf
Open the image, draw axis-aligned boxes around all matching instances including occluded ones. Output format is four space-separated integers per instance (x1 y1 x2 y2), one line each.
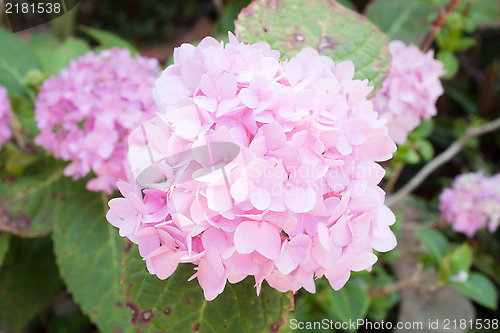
292 33 305 43
3 176 17 183
193 322 200 331
15 214 31 231
127 301 139 324
163 307 172 315
0 211 33 234
266 299 271 303
114 328 123 333
271 321 281 332
60 195 68 202
185 298 192 306
262 27 269 33
317 36 338 52
266 0 278 10
140 310 153 323
92 309 98 316
116 301 123 307
242 8 252 17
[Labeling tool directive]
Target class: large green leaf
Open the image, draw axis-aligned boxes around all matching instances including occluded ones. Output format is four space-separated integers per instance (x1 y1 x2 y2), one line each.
38 38 90 75
449 243 473 274
28 33 61 56
323 277 370 331
365 0 500 46
451 272 498 310
235 0 390 95
0 28 41 95
0 166 67 237
52 181 131 333
122 244 294 333
365 0 440 45
415 227 448 265
0 236 64 330
0 232 11 270
79 26 137 54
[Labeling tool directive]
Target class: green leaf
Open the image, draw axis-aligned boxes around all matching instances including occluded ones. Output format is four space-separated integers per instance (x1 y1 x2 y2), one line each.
0 165 67 237
473 251 500 285
0 232 11 270
79 26 137 54
365 0 440 45
404 149 421 164
324 278 370 330
465 0 500 28
38 38 90 75
437 50 459 79
452 37 476 52
122 243 294 333
443 82 477 114
2 142 40 175
28 33 61 56
235 0 390 95
335 0 356 11
415 227 449 265
52 182 132 333
0 28 41 95
449 243 473 274
415 139 434 161
451 272 498 310
367 267 399 322
0 236 64 330
413 119 435 138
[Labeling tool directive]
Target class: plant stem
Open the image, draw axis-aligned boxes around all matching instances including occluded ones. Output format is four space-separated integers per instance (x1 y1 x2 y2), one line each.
420 0 464 52
386 116 500 207
370 263 424 298
384 164 404 194
7 107 25 150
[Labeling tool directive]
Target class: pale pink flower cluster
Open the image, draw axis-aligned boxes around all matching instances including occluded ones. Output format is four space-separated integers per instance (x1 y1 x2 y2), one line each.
0 85 12 150
440 172 500 237
107 34 398 300
34 48 159 193
372 40 444 144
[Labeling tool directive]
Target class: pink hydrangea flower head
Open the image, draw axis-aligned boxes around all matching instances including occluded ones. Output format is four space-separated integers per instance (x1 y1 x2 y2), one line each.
440 171 500 237
34 48 160 193
0 85 12 149
372 40 444 144
107 33 398 300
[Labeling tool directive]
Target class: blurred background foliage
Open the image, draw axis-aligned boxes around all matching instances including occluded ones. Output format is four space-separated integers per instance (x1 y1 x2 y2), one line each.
0 0 499 332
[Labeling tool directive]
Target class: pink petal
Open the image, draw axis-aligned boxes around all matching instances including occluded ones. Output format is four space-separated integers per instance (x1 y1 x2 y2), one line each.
257 222 281 260
234 221 259 254
284 184 316 213
239 88 259 109
207 185 233 213
262 122 286 150
250 187 271 211
218 73 237 99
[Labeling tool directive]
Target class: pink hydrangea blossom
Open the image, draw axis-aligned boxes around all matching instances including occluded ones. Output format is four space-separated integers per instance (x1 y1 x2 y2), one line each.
34 48 159 194
372 40 444 144
440 171 500 237
0 85 12 149
107 34 398 300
